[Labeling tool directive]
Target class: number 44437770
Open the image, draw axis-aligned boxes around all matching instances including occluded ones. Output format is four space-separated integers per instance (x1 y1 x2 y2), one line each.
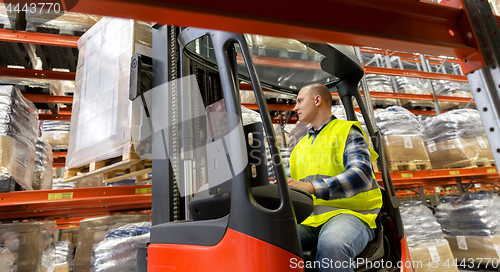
442 258 499 269
5 3 62 13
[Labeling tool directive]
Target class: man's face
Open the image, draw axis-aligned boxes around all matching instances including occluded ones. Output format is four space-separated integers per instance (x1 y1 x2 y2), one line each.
293 88 317 124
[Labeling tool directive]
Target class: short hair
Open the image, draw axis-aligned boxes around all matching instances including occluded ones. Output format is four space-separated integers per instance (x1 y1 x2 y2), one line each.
303 83 332 108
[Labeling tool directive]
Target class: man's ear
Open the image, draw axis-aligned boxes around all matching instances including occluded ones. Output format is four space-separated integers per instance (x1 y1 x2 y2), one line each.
314 95 322 106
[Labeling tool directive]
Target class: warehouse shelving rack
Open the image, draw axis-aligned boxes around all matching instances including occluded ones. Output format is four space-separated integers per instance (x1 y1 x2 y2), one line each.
0 0 498 229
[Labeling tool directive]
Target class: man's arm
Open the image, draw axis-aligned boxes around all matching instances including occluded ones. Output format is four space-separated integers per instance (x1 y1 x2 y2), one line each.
309 127 374 200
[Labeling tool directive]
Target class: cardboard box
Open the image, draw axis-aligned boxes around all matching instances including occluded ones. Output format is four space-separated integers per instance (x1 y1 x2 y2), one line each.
409 242 459 272
383 135 430 163
426 137 480 168
0 222 44 272
445 235 500 263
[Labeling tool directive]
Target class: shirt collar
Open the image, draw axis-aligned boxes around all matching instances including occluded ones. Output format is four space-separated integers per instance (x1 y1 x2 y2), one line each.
308 115 336 137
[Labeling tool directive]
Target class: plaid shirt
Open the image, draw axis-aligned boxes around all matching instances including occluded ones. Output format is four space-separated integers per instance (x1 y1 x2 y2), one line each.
307 116 374 201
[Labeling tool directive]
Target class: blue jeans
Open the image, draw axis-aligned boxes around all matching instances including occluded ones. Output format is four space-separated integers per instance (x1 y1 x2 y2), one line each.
298 213 375 272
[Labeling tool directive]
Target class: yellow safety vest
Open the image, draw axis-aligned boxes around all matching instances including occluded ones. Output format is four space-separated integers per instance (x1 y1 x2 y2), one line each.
290 119 382 229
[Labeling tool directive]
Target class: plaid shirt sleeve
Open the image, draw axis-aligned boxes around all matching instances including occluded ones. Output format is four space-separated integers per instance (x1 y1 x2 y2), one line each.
310 127 374 200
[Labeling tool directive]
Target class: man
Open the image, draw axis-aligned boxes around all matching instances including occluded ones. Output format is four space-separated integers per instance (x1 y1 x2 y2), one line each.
288 83 382 272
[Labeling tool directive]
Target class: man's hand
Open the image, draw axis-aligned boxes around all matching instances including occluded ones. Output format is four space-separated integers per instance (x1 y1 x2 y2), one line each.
287 178 316 195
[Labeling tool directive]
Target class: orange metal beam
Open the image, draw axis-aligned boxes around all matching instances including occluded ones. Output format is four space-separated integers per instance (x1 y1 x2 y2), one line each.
53 158 65 164
59 107 73 115
242 103 294 111
364 67 468 82
39 114 71 121
23 94 73 104
53 151 68 158
0 29 79 48
0 185 152 221
0 67 75 81
375 166 498 184
69 0 479 62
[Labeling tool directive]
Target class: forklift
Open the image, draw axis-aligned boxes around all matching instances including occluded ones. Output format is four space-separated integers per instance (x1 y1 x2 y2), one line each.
130 26 411 271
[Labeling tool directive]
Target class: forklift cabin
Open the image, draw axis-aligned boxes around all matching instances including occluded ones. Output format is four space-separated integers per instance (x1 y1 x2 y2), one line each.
130 27 409 271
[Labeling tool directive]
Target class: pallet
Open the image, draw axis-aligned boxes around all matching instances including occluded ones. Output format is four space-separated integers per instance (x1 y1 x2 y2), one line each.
387 160 432 172
438 159 479 169
63 144 152 184
401 101 435 111
475 159 496 167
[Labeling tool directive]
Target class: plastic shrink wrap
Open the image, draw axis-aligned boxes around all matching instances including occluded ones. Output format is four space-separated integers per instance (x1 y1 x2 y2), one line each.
32 138 53 190
395 77 434 109
422 109 493 168
0 85 38 191
93 222 151 272
55 241 74 272
0 222 53 272
42 121 71 149
73 214 150 272
26 8 103 34
0 245 16 272
52 177 76 190
435 192 500 263
362 74 398 107
431 81 473 110
66 17 152 169
40 222 57 272
375 106 430 168
400 201 458 272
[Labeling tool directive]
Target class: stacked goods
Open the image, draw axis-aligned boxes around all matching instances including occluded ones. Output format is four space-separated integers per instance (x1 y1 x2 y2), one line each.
55 241 74 272
93 222 151 272
40 222 57 272
25 9 102 35
363 74 398 107
0 85 38 191
32 138 54 190
432 81 473 110
0 5 38 69
73 214 150 272
41 121 71 150
375 106 431 171
0 222 48 272
395 77 434 109
65 17 152 170
422 109 493 168
400 201 458 272
435 192 500 263
0 245 16 272
52 177 76 190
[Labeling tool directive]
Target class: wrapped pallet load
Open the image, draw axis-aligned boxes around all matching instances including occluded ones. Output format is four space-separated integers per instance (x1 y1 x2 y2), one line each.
0 222 56 272
422 109 494 168
55 241 74 272
26 8 102 35
41 121 71 150
73 214 150 272
0 245 16 272
375 106 431 171
362 74 398 107
400 201 458 272
432 80 473 111
0 85 38 191
40 222 57 272
32 138 54 190
435 192 500 264
65 17 152 170
396 77 434 109
93 222 151 272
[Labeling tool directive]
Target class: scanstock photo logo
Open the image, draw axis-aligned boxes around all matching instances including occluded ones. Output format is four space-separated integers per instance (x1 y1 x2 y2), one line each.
2 0 80 25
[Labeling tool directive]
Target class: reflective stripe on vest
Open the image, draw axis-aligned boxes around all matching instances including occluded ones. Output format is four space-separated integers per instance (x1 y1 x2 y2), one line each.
290 119 383 229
